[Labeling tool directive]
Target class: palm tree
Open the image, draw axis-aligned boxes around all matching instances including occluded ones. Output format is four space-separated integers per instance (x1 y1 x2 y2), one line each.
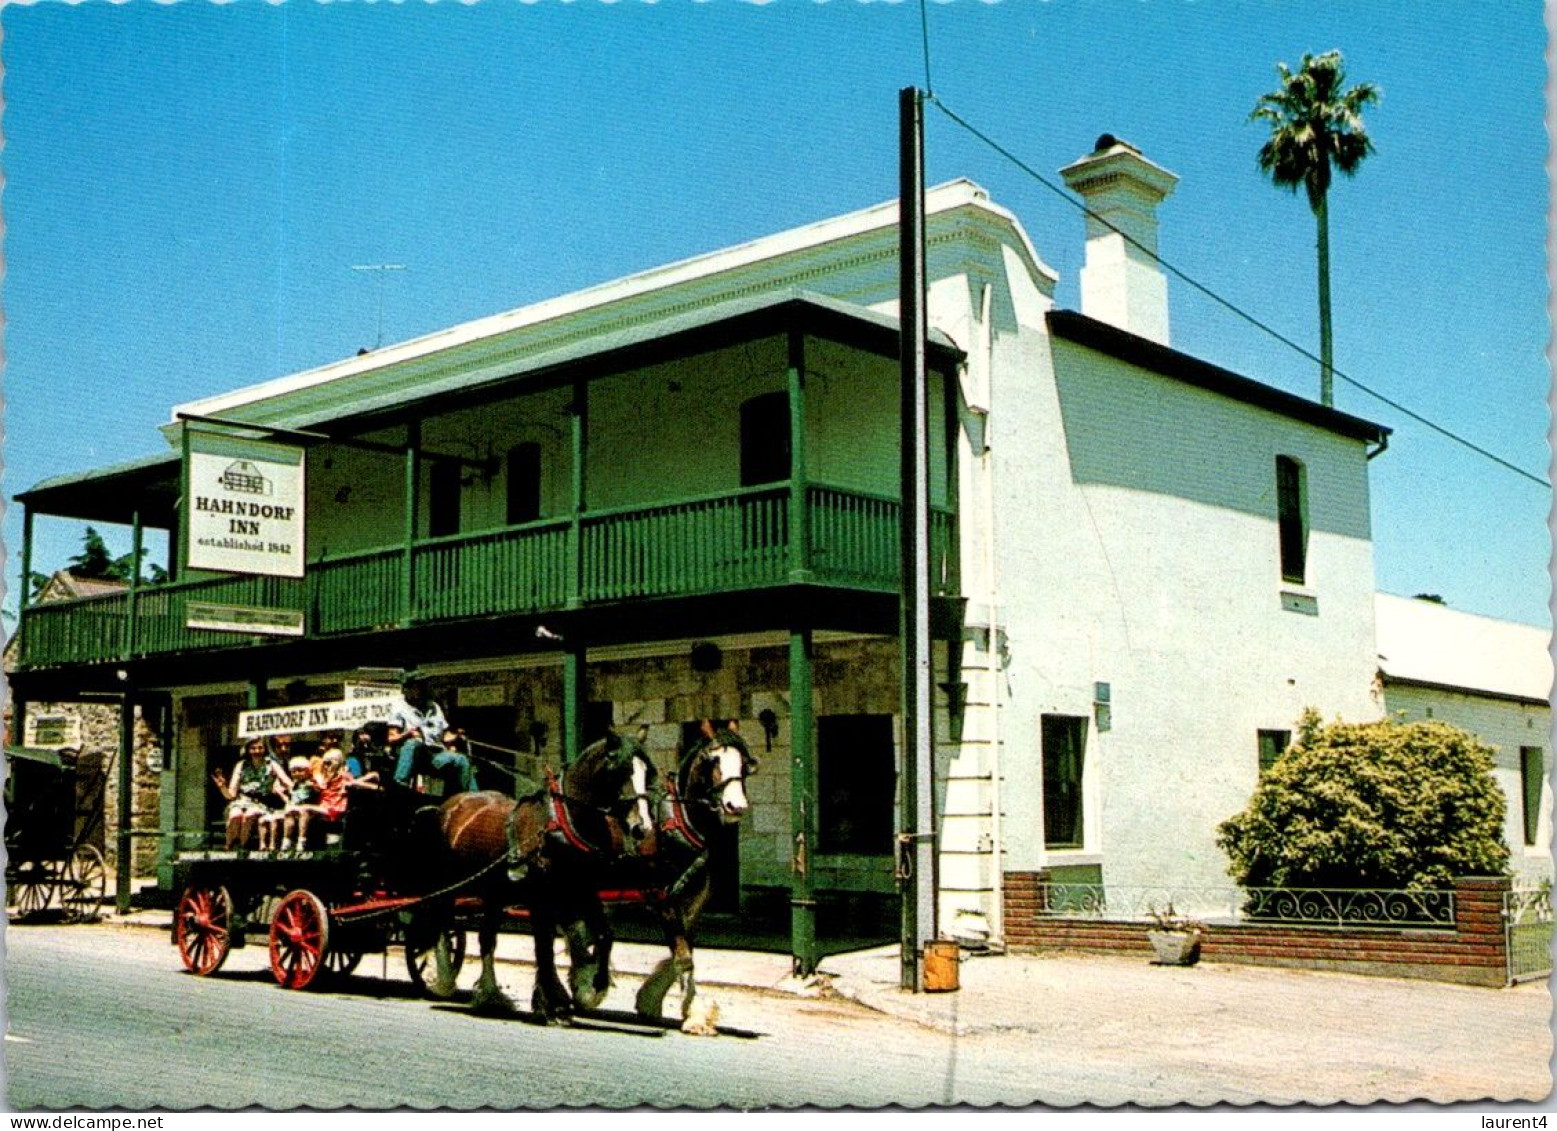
1251 50 1379 407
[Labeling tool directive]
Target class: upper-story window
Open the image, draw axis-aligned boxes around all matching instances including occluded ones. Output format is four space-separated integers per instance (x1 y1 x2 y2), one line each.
506 442 542 526
740 392 791 487
1276 455 1308 585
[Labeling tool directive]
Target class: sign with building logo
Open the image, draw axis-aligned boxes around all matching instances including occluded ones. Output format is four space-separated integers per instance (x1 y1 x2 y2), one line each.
187 601 306 636
183 429 306 577
25 713 82 750
238 695 399 739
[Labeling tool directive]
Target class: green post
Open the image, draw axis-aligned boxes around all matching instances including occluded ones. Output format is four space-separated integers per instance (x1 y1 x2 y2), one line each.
115 690 135 914
787 328 811 584
562 644 585 768
402 421 421 626
567 380 586 609
16 507 33 728
123 510 143 660
789 623 819 975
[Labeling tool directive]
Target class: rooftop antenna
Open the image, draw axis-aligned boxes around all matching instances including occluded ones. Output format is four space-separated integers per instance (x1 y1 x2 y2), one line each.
350 263 406 351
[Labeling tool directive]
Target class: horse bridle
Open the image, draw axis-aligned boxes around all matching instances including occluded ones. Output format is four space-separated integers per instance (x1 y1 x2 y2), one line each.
678 740 757 814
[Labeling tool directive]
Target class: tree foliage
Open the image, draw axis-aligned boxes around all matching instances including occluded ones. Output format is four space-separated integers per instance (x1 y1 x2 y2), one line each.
1251 50 1379 214
35 526 167 597
1217 710 1510 891
1250 49 1379 408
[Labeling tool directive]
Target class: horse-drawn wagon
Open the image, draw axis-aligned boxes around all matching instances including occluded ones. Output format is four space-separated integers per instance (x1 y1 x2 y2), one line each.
4 744 110 922
172 719 757 1034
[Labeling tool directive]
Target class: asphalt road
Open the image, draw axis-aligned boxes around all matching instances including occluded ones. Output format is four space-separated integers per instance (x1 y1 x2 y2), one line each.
4 922 1047 1111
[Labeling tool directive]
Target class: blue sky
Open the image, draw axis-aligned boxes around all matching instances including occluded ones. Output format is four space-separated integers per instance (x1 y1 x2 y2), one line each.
2 0 1549 628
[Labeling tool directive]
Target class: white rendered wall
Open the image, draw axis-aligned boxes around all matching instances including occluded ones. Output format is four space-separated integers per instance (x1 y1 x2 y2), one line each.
991 331 1383 894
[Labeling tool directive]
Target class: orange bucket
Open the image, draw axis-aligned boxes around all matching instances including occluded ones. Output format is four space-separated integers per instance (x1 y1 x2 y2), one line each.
922 939 960 993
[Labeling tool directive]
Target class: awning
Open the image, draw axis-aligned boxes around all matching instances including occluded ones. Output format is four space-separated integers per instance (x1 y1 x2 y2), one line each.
16 451 180 527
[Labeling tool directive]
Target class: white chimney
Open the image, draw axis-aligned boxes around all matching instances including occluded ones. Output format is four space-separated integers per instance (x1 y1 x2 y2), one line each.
1059 134 1179 345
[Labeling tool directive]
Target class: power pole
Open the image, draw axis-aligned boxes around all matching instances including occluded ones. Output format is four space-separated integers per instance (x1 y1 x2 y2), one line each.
898 85 936 992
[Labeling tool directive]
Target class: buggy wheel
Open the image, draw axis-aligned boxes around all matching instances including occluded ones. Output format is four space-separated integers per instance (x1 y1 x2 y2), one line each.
175 883 234 976
66 845 109 922
269 890 331 990
8 869 54 919
405 925 466 994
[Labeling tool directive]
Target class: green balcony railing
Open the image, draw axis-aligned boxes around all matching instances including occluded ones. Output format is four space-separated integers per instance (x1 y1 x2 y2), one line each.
17 483 956 669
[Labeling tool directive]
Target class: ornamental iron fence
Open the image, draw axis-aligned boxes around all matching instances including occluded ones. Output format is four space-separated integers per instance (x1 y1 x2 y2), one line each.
1504 887 1553 984
1036 883 1457 929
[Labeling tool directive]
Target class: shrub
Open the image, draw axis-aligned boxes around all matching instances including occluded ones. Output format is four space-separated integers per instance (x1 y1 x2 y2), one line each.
1216 710 1510 891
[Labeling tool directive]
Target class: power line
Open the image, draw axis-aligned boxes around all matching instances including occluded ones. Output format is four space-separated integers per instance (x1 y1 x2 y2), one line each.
915 88 1549 491
927 96 1549 491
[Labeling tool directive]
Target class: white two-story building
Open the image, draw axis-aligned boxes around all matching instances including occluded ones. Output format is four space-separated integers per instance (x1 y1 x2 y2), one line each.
14 137 1414 962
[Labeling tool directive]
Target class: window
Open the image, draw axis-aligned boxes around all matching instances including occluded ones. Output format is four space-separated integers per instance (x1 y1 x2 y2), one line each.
506 442 542 526
1521 746 1544 846
1042 714 1088 849
1257 729 1291 774
739 392 791 487
429 460 462 538
1276 456 1308 584
817 714 896 855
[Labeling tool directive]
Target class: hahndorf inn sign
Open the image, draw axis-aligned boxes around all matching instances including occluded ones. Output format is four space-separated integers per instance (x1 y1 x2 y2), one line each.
184 430 306 577
181 427 308 635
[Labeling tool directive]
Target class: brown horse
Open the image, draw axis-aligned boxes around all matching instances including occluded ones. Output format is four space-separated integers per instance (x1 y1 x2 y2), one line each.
420 727 656 1016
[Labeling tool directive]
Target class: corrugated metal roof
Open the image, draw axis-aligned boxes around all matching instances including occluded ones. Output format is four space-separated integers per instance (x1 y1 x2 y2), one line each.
206 288 965 435
1375 592 1552 704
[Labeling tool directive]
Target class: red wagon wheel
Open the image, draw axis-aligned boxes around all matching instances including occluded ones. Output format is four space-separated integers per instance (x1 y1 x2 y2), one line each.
325 948 364 978
175 883 235 976
269 890 331 990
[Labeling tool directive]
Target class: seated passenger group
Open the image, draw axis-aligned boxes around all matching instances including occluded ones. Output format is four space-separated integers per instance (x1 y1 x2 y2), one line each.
212 730 382 852
210 673 478 852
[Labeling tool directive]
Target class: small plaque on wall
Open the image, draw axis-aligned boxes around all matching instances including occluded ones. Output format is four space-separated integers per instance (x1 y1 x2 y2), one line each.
1280 591 1319 616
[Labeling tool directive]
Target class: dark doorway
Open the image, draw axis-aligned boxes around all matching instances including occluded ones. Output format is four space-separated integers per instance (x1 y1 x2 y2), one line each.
817 714 896 856
429 460 462 538
739 392 791 487
506 442 542 526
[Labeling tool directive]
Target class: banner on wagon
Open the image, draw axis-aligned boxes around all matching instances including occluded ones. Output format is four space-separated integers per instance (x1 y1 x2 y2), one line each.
237 695 399 739
183 429 306 578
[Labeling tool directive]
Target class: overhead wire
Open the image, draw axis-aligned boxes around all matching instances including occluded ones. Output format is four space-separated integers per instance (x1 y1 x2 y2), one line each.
911 0 1548 491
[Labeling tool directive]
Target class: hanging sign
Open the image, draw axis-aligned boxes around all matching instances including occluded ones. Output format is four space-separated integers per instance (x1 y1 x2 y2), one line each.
184 430 306 577
238 695 400 739
186 601 306 637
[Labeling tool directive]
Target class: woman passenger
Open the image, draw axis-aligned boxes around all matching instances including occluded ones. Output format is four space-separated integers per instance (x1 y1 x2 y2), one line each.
211 738 286 850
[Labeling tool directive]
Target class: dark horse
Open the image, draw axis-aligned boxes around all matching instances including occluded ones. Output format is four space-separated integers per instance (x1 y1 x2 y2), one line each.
420 727 656 1016
620 719 758 1034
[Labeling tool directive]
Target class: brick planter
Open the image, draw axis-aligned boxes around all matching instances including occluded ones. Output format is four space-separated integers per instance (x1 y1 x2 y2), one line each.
1002 872 1512 988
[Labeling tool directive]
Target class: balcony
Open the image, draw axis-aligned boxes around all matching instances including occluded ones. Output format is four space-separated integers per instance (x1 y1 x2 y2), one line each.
17 482 956 670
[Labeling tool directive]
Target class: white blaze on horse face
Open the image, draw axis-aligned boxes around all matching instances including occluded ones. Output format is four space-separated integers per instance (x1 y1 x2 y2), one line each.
629 755 652 835
710 744 748 816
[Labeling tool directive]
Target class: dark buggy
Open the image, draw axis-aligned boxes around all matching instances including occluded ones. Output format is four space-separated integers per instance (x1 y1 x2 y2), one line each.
4 744 110 923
